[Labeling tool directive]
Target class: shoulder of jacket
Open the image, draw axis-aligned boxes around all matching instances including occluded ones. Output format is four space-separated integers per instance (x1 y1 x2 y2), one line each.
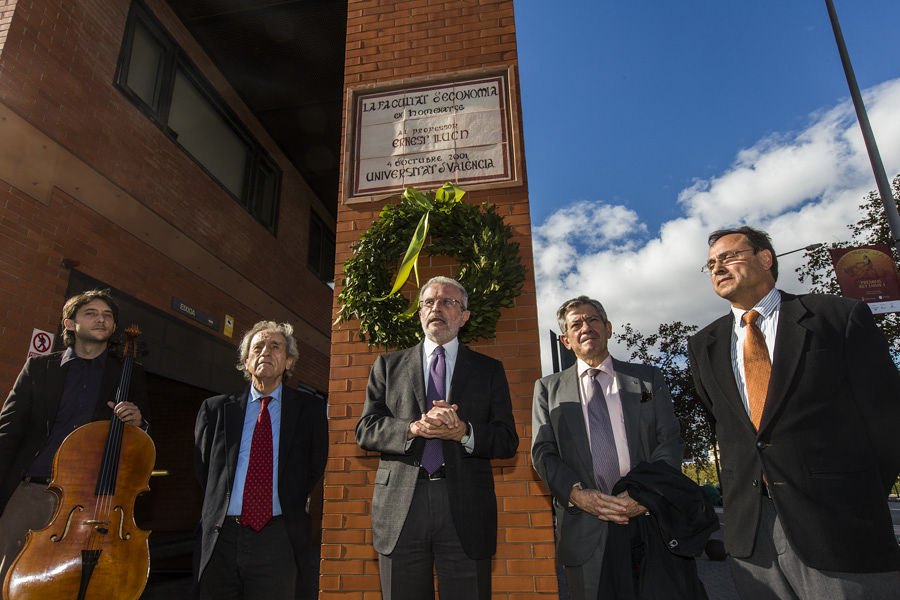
691 313 732 341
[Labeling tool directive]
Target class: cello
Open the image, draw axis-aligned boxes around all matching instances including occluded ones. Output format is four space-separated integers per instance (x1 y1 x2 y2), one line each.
3 325 156 600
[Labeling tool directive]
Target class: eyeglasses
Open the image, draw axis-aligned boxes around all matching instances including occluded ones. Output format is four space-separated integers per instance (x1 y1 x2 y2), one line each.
701 248 756 273
420 297 464 310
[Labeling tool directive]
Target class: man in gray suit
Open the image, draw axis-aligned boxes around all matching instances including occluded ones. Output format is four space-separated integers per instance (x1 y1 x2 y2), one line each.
356 276 518 600
532 296 683 600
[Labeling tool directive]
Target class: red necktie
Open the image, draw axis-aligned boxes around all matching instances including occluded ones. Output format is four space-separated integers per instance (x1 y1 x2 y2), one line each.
742 311 771 430
241 396 273 531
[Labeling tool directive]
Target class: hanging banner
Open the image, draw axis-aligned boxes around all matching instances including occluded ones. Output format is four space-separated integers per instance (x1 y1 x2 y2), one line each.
351 75 512 196
829 244 900 314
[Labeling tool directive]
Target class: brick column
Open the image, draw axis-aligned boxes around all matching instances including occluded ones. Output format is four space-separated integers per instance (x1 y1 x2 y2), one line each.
322 1 554 598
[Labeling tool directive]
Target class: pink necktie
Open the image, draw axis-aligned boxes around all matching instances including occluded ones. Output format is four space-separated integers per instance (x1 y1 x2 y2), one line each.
241 396 273 531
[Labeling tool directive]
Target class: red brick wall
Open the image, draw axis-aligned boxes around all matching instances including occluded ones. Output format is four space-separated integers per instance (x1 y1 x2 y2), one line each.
0 0 332 391
322 1 554 598
0 181 325 391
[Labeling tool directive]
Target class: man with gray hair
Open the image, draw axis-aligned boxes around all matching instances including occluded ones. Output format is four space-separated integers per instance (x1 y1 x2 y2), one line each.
357 276 518 599
195 321 328 599
532 296 683 599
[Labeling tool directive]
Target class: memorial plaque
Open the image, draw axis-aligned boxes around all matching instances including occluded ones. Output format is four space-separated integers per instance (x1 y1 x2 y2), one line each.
350 75 512 197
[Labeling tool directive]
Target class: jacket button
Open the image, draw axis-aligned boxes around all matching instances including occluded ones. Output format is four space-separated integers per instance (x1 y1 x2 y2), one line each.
756 441 766 449
752 479 760 487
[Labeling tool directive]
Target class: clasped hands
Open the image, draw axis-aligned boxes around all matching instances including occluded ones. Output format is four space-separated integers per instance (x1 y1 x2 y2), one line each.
569 486 647 524
408 400 466 441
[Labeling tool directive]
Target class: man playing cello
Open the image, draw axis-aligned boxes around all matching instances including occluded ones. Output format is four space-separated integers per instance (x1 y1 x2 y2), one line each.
0 289 146 589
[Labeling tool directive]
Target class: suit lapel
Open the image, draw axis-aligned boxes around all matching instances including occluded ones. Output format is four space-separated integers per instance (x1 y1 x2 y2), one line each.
407 341 427 413
759 292 808 433
44 353 67 424
612 359 642 468
447 343 472 411
225 387 250 485
558 366 595 481
701 315 758 436
278 387 299 479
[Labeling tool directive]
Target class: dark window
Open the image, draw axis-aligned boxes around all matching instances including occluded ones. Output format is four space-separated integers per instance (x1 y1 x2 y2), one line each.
308 212 335 286
114 1 281 233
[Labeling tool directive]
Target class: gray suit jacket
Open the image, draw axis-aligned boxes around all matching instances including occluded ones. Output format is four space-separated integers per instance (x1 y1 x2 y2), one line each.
531 358 682 567
356 340 518 559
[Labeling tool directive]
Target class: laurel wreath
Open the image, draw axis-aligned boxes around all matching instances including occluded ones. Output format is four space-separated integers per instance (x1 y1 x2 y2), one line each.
335 184 526 349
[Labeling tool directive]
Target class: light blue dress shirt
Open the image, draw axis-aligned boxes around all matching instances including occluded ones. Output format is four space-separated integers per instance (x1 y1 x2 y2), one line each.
226 384 283 516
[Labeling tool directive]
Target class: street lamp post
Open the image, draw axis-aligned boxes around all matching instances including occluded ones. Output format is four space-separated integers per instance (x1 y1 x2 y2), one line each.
776 243 824 258
824 0 900 259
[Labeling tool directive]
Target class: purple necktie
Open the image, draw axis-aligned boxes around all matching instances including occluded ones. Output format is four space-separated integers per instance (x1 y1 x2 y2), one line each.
421 346 446 474
585 369 620 493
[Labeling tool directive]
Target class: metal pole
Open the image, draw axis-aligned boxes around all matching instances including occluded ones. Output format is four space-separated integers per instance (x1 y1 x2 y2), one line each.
825 0 900 258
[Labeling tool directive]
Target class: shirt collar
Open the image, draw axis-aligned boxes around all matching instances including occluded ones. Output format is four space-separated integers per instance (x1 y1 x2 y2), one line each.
423 336 460 363
731 287 781 326
576 354 615 378
250 382 283 404
61 346 108 368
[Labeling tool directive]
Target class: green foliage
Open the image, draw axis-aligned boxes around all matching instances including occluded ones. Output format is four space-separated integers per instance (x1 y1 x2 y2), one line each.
796 174 900 364
682 461 720 486
336 189 526 350
617 321 715 467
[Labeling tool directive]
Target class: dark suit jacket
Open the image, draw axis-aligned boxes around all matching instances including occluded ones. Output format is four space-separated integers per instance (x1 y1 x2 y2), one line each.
531 359 683 567
355 341 518 560
688 291 900 572
193 385 328 580
0 350 147 514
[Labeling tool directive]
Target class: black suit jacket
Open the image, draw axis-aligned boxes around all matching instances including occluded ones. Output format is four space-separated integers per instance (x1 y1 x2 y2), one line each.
0 350 148 514
355 341 518 560
688 291 900 572
193 385 328 579
531 359 683 567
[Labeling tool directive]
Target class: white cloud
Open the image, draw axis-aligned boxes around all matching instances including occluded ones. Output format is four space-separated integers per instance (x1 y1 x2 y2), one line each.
533 77 900 374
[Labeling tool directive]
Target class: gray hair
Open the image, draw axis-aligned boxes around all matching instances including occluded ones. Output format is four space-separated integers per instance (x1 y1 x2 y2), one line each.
556 296 608 333
418 276 468 310
236 320 300 381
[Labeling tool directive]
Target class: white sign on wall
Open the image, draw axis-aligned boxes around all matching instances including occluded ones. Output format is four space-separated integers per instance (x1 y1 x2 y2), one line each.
351 75 512 196
27 328 55 358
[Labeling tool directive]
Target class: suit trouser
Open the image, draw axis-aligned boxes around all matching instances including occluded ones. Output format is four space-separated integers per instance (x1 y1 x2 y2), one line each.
198 516 297 600
730 498 900 600
564 521 634 600
379 477 491 600
0 481 57 594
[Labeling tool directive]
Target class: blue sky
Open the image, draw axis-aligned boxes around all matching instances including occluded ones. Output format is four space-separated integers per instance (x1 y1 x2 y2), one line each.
514 1 900 370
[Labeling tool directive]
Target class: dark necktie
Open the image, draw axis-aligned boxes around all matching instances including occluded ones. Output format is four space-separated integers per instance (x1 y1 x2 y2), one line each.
742 310 771 430
421 346 446 474
241 396 273 531
585 368 620 494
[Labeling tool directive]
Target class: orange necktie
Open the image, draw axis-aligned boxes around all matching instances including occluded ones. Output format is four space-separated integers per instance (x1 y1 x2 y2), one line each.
742 310 771 430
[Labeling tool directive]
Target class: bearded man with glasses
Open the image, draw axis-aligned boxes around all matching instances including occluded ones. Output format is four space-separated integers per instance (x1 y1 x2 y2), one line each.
688 225 900 600
356 276 518 600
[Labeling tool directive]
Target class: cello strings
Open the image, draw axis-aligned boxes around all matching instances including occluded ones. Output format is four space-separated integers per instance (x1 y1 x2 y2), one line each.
90 346 134 552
